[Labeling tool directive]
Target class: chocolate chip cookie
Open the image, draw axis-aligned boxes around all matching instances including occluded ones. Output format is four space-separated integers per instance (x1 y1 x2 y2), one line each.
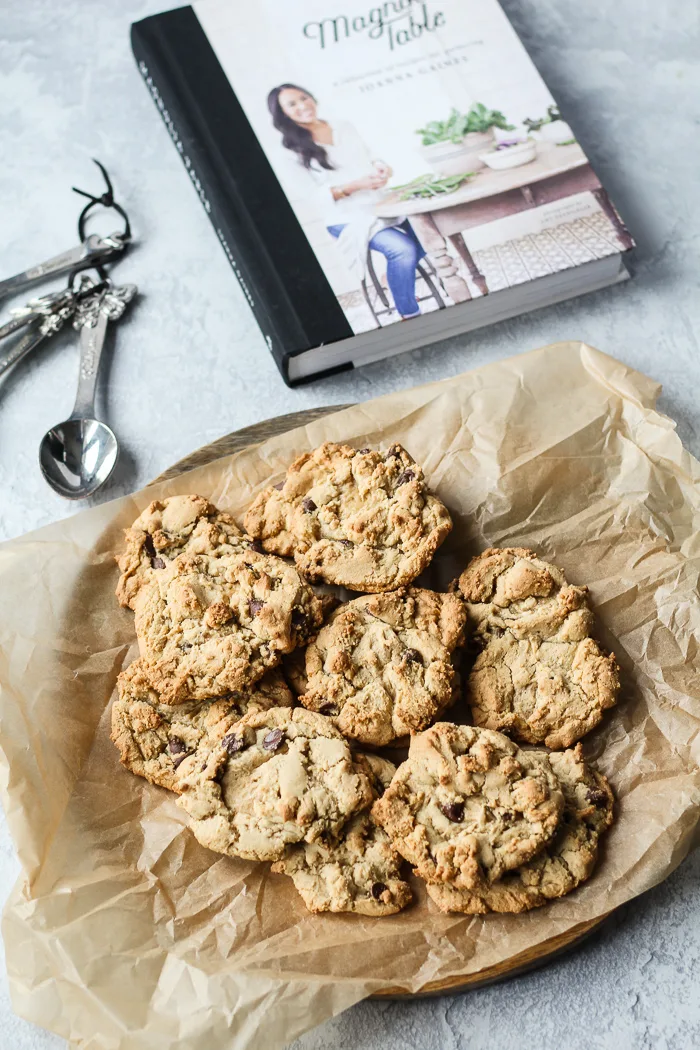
110 658 292 792
454 547 596 641
134 548 324 704
427 744 614 913
455 548 619 748
372 723 564 890
468 633 620 750
244 442 452 592
272 753 412 915
300 588 467 746
177 708 374 862
116 495 250 610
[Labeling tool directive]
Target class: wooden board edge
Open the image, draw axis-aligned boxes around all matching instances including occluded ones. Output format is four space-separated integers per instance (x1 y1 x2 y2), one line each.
153 404 352 484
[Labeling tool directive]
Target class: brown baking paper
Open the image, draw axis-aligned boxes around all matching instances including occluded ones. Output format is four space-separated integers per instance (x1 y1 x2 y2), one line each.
1 342 700 1050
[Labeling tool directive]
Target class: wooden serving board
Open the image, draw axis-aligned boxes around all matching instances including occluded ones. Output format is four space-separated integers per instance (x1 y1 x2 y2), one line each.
155 406 609 997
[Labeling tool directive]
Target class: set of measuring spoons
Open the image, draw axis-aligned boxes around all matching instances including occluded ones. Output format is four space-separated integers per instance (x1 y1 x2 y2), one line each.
0 161 137 499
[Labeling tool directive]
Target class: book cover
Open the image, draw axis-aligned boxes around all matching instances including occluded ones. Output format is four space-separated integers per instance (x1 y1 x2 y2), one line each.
132 0 633 381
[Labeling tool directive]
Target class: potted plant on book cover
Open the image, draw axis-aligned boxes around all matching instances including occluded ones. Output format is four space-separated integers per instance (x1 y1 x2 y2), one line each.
524 105 575 145
417 103 515 175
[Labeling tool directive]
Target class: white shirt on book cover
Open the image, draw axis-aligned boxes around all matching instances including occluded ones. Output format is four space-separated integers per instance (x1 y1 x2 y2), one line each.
282 118 402 280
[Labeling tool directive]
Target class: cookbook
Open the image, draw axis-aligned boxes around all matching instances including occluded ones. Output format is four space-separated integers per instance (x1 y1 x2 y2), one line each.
131 0 634 385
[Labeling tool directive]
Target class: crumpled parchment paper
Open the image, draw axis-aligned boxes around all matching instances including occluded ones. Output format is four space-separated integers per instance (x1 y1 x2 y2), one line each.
1 342 699 1050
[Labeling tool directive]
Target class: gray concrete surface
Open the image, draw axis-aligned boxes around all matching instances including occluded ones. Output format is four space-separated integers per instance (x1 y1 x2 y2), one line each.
1 0 698 1046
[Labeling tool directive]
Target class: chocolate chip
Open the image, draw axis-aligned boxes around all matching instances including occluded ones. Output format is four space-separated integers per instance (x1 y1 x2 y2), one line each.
403 648 422 665
180 642 193 651
249 598 265 616
291 608 307 628
273 481 284 491
319 703 337 716
262 728 285 751
302 498 317 513
340 539 353 548
222 733 246 754
386 445 401 459
168 737 190 769
501 810 515 823
396 470 415 486
440 800 465 823
152 556 166 570
357 447 370 454
249 539 265 553
587 788 609 808
143 534 156 558
371 881 388 900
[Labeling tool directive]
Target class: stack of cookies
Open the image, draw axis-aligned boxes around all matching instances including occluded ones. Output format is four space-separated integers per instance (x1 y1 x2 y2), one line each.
111 442 618 918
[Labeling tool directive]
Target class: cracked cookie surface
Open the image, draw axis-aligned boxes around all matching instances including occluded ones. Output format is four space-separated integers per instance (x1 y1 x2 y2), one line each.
177 708 374 862
134 548 323 704
110 658 292 792
427 744 614 913
272 752 412 915
116 495 250 610
244 442 452 592
454 547 595 641
372 723 564 890
469 633 619 750
454 548 619 749
301 588 467 746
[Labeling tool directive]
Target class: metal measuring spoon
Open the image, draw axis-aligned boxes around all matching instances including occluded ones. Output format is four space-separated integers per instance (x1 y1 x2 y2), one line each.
39 282 136 499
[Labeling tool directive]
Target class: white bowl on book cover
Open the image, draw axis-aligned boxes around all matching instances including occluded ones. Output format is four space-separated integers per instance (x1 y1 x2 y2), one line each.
420 130 494 176
479 139 538 170
538 119 574 144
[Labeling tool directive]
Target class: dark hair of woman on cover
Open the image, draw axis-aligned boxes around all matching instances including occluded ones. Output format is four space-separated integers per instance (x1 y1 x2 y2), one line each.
267 83 335 171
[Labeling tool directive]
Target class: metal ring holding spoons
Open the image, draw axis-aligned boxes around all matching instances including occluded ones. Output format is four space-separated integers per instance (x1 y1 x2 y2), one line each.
73 159 132 244
0 161 132 304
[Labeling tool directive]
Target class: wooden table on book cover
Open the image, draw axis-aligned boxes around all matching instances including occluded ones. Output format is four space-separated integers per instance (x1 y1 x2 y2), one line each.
375 141 633 303
155 404 611 997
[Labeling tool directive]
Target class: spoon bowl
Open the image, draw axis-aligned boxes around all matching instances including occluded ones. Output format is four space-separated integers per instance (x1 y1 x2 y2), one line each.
39 417 119 499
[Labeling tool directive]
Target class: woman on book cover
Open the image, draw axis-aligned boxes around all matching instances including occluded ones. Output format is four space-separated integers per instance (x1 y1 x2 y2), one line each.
268 83 426 320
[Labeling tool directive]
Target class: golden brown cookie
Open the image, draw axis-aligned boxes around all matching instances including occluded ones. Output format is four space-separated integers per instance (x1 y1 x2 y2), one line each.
116 494 250 610
372 722 564 890
454 548 619 749
244 442 452 592
300 588 467 746
134 548 324 704
110 659 292 792
468 633 619 750
272 753 412 916
454 547 595 640
177 708 374 862
427 744 614 913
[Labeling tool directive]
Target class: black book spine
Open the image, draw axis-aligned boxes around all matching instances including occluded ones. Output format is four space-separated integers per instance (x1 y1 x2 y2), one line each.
130 30 290 379
130 8 354 387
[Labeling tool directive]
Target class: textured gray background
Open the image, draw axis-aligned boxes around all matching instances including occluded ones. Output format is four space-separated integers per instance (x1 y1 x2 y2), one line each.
1 0 699 1046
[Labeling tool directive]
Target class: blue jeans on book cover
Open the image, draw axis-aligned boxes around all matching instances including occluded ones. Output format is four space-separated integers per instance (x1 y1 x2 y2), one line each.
327 219 426 318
